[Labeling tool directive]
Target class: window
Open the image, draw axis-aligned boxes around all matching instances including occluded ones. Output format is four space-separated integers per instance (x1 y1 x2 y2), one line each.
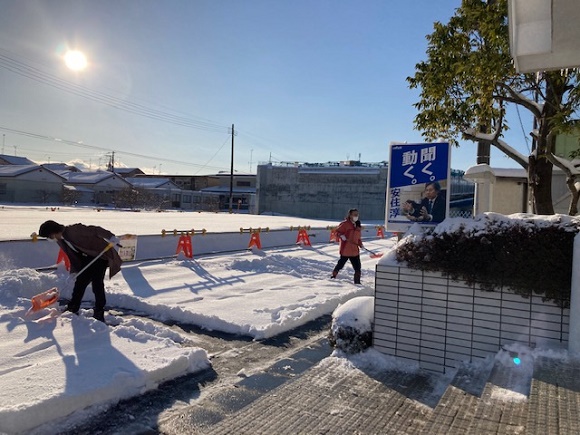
237 181 251 187
0 183 6 195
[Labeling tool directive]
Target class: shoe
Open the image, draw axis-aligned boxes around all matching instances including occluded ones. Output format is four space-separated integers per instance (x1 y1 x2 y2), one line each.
354 271 361 285
64 304 79 315
331 270 338 279
93 309 105 322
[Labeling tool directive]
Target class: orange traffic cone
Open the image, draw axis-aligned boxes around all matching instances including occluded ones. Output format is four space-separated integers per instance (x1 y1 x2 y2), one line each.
57 249 71 271
248 231 262 249
376 226 385 238
296 229 311 246
176 234 193 258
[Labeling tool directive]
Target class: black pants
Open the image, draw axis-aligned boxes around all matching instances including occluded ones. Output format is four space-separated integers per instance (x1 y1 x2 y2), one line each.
69 258 108 312
334 255 362 273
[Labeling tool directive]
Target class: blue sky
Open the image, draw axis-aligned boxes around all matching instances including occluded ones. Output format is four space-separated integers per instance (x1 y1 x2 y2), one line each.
0 0 533 175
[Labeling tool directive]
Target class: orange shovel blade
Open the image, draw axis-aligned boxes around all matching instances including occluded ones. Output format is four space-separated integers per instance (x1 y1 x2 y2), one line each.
29 287 60 313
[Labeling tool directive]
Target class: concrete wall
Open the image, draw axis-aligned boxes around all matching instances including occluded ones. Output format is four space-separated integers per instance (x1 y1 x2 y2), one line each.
4 226 380 270
466 165 573 215
492 178 527 214
256 164 388 220
373 264 570 373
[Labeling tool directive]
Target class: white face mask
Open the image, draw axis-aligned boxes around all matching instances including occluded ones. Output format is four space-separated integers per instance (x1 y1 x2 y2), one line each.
351 215 359 222
47 237 57 243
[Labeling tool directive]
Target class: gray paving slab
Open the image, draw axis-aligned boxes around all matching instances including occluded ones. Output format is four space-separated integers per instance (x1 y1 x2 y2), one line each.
195 354 580 435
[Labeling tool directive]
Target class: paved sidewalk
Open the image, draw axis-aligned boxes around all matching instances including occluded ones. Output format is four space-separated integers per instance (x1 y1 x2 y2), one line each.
160 340 580 435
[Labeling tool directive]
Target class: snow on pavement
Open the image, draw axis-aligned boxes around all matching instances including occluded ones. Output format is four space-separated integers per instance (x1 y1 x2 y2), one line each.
0 205 394 433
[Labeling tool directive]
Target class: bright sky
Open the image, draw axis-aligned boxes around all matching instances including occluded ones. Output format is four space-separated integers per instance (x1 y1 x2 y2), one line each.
0 0 533 175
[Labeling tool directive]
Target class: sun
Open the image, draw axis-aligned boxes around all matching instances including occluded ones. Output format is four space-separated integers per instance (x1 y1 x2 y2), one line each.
63 50 88 71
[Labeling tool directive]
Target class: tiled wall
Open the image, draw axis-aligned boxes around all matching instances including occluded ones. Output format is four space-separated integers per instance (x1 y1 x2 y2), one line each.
374 264 570 373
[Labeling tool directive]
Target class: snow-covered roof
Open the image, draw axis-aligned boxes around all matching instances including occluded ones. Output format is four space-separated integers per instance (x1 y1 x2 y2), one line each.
113 167 144 175
0 164 40 176
65 171 126 185
41 163 80 172
0 165 65 180
125 177 180 189
0 154 35 165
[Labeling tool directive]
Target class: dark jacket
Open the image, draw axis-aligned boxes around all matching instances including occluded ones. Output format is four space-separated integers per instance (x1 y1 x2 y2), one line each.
57 223 122 278
336 219 362 257
420 194 446 223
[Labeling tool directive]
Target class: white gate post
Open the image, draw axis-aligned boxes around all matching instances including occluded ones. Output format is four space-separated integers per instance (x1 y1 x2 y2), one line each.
569 233 580 355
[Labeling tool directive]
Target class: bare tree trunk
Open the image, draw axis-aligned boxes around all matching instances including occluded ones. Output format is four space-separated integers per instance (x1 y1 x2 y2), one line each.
529 154 554 215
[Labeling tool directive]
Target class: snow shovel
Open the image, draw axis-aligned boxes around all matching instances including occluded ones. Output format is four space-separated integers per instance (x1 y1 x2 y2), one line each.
346 239 383 259
362 246 384 259
26 242 115 315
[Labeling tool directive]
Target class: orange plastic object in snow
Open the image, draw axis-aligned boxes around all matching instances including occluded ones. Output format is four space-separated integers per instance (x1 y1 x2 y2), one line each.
28 287 60 314
248 231 262 249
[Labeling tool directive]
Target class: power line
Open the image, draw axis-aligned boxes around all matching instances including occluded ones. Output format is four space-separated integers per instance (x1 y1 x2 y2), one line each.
194 135 231 175
0 49 230 134
515 104 532 153
0 125 231 172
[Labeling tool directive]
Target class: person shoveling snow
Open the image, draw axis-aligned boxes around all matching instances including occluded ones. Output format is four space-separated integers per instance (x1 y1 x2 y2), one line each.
35 220 122 322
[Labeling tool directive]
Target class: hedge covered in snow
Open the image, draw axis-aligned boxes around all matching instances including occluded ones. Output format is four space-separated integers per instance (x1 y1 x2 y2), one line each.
395 213 580 307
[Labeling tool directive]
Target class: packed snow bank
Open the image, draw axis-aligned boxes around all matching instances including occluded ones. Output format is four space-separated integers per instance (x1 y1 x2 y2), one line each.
105 249 378 340
0 269 210 434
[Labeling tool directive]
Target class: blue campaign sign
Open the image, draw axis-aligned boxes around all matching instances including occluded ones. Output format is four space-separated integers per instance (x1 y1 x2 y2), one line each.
386 142 451 232
389 143 449 187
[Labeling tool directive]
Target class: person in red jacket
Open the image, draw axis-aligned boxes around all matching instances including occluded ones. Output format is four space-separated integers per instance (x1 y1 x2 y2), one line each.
38 220 122 322
331 208 363 284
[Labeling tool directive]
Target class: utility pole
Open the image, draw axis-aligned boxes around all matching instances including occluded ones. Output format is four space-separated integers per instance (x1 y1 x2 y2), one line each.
229 124 234 212
107 151 116 173
2 134 5 154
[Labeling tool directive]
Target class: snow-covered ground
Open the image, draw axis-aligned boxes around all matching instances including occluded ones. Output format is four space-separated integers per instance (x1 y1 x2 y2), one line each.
2 206 578 434
0 205 393 434
0 205 345 240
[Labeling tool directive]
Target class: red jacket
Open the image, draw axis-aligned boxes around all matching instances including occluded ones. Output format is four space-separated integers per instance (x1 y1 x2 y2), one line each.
336 219 362 257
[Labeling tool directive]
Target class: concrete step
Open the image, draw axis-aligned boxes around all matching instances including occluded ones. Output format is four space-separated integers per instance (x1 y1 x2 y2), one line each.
466 348 533 434
419 357 494 434
525 356 580 435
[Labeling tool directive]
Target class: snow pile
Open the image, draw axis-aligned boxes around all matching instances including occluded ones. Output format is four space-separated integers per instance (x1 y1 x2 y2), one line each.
329 296 374 353
0 305 209 434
